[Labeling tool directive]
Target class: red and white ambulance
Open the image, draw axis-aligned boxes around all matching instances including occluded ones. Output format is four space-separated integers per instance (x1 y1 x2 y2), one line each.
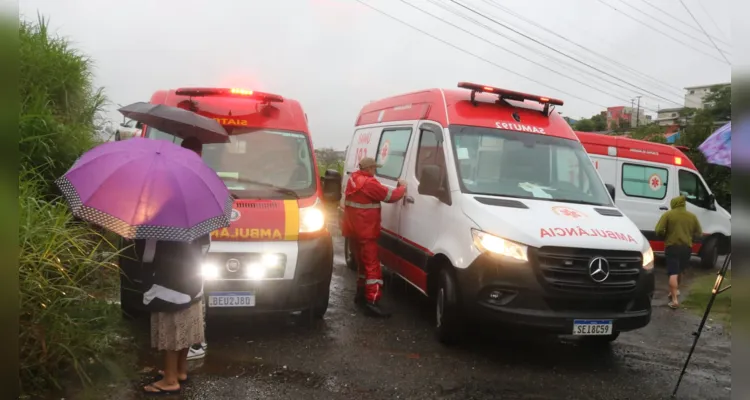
575 132 731 269
341 82 655 345
119 87 343 319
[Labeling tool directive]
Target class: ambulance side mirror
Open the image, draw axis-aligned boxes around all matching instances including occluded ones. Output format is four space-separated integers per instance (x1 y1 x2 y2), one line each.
322 169 342 203
605 183 616 202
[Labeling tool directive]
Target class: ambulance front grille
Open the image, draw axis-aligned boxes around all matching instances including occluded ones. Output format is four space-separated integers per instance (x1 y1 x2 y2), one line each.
533 247 642 296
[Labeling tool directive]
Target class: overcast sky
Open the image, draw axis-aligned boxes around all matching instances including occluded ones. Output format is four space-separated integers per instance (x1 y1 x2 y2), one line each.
19 0 731 149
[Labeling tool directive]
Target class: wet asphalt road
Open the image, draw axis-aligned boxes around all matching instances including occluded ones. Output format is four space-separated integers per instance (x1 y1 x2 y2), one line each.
124 238 730 400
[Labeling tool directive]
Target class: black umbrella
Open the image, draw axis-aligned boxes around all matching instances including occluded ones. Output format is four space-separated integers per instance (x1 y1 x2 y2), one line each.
118 102 230 144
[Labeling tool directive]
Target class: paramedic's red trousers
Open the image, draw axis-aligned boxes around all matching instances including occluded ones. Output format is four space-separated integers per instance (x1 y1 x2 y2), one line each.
350 239 383 303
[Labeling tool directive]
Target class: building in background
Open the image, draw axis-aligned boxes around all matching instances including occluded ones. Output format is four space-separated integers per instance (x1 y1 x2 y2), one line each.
655 107 684 127
606 106 648 129
684 83 730 109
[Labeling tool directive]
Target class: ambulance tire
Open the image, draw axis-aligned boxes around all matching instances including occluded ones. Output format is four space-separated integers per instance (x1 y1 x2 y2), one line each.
699 237 719 270
435 268 463 346
344 238 356 271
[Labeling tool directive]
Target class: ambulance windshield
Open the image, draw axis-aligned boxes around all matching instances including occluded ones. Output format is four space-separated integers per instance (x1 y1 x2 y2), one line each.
147 127 316 199
450 125 612 206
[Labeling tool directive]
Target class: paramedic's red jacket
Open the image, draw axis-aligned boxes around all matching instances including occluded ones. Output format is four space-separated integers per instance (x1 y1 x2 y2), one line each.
342 170 406 239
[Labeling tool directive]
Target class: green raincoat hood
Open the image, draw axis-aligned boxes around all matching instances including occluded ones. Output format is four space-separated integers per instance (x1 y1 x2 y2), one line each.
670 196 686 209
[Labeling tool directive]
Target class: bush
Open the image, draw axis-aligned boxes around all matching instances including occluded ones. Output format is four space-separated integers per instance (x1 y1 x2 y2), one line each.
19 15 106 197
18 16 129 394
18 170 129 392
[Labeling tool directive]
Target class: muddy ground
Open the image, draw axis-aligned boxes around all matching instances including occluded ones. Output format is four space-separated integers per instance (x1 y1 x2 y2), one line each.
99 238 729 400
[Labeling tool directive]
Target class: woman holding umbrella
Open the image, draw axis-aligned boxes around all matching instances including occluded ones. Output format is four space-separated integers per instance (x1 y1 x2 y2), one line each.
55 108 232 395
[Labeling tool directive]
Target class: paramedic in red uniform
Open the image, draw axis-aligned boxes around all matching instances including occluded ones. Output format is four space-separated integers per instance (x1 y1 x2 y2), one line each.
342 157 407 317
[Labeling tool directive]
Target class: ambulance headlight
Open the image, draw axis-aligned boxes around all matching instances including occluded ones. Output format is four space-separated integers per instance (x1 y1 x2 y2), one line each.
642 246 654 270
201 263 219 279
299 206 325 233
472 229 528 262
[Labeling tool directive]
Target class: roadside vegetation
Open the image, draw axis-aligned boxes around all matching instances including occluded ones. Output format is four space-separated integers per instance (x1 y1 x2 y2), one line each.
19 16 132 395
682 270 731 329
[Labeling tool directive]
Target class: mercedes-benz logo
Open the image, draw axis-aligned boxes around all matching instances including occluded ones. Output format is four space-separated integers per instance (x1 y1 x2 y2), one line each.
226 258 241 273
588 256 610 283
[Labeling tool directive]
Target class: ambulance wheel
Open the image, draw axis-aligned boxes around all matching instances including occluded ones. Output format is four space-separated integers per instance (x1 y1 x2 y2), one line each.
699 237 719 270
344 238 356 271
435 268 463 345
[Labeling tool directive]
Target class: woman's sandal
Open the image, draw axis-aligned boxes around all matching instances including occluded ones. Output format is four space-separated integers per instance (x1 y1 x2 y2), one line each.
154 370 188 383
668 301 679 309
142 382 181 395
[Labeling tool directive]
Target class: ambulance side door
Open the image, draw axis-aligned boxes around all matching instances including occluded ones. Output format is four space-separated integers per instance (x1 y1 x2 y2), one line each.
616 160 671 244
397 122 449 290
372 124 418 270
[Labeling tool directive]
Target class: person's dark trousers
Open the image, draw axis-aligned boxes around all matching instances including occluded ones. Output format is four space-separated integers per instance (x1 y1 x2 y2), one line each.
665 245 691 276
665 245 691 307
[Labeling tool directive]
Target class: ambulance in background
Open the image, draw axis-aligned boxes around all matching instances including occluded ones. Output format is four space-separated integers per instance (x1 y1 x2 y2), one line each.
342 82 655 345
119 87 343 320
575 131 731 269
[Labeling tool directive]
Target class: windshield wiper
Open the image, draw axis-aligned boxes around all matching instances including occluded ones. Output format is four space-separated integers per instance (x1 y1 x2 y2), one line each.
227 177 299 199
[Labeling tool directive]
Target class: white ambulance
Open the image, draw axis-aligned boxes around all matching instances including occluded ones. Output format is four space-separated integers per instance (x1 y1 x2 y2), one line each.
575 131 731 269
341 82 655 345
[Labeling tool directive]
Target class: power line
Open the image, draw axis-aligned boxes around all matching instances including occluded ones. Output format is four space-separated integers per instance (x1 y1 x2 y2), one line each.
421 0 668 111
594 0 729 64
448 0 685 106
678 0 731 64
480 0 685 98
696 0 729 43
638 0 729 45
352 0 610 109
399 0 642 108
613 0 731 53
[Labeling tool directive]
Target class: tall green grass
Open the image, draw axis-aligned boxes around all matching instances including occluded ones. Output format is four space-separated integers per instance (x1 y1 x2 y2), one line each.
19 15 106 197
18 15 131 395
18 169 131 392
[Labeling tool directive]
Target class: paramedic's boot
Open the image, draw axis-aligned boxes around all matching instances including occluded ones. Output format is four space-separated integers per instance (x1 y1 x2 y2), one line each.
365 301 391 318
354 287 366 306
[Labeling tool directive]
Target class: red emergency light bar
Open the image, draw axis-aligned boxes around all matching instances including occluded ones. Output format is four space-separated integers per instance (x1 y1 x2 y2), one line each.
174 87 285 103
457 82 564 106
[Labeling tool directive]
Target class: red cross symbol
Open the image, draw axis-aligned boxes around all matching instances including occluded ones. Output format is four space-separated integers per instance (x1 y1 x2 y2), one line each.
650 175 661 189
553 206 586 219
380 141 390 161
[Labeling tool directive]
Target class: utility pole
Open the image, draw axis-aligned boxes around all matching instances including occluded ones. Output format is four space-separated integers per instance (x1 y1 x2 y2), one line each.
630 99 635 128
636 96 642 128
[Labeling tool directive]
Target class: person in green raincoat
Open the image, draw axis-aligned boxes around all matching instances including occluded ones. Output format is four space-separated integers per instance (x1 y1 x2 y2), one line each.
655 196 702 309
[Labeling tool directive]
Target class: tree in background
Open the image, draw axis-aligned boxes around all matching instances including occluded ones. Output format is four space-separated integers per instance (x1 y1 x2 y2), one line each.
629 123 667 144
675 86 731 210
571 113 607 132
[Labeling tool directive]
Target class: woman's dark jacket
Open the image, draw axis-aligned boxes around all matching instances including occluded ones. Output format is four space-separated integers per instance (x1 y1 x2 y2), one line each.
132 235 210 313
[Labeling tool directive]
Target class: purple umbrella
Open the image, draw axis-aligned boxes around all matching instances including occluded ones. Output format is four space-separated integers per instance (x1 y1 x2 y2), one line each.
698 122 731 167
55 137 232 241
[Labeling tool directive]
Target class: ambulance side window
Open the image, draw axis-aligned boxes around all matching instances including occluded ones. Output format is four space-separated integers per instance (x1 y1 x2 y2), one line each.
678 170 710 208
416 128 446 186
376 127 412 180
621 163 668 200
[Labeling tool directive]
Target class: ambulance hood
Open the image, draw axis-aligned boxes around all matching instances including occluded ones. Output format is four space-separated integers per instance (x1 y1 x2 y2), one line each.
460 194 646 251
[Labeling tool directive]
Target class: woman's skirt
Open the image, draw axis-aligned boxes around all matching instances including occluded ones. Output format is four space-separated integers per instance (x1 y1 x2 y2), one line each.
150 300 205 351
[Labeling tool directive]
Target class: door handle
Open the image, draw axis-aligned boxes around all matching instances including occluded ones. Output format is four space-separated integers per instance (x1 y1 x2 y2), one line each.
404 196 415 204
659 206 668 211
